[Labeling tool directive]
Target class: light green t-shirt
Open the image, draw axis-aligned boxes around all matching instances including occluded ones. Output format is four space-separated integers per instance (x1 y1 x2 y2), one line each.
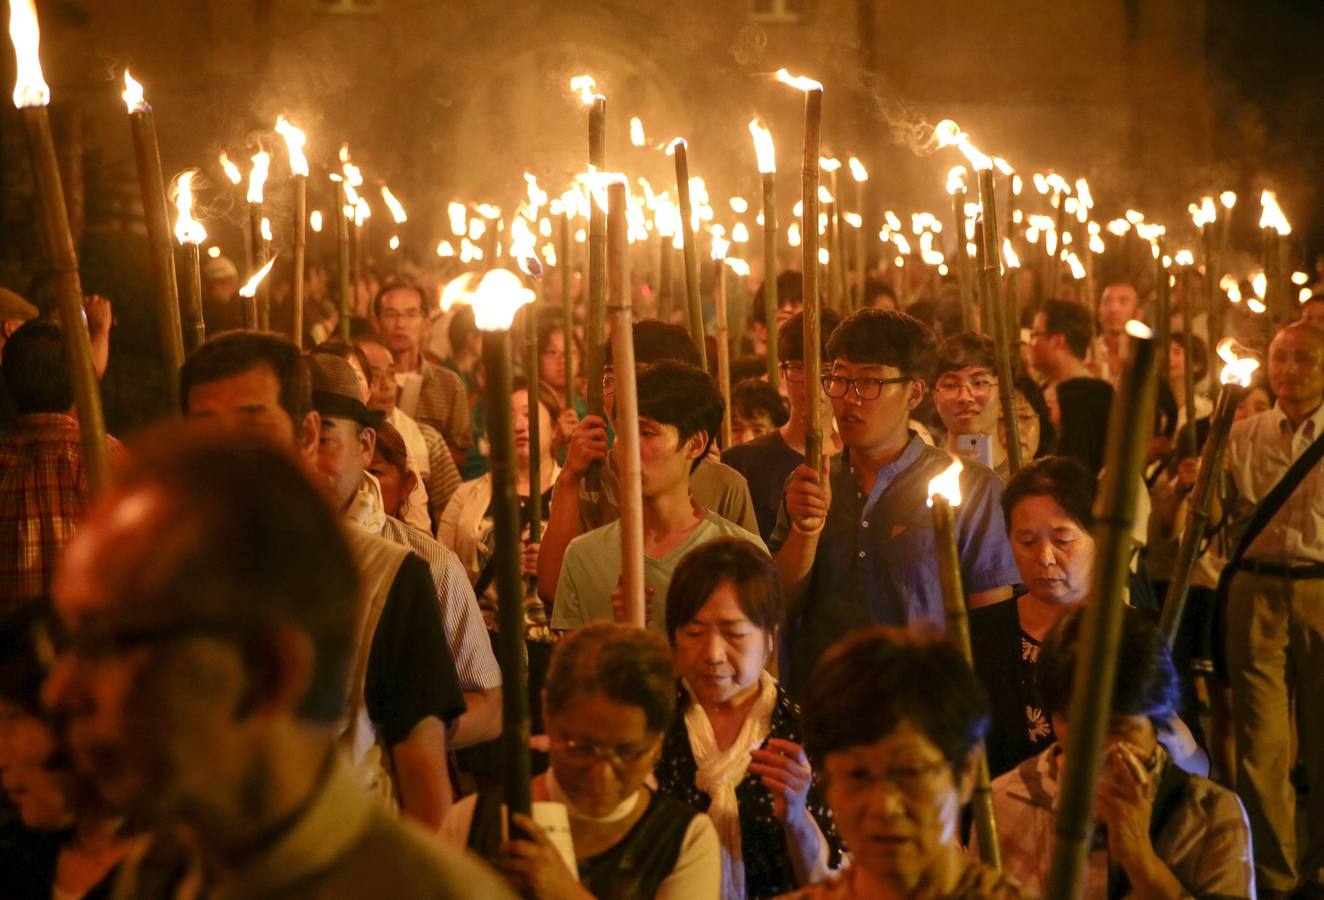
551 510 768 633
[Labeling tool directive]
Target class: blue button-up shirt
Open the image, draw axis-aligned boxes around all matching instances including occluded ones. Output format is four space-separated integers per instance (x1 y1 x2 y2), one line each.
771 433 1019 697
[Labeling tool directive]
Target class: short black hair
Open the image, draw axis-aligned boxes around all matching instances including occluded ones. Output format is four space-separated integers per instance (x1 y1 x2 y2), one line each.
777 308 843 365
731 377 789 428
370 280 428 320
447 304 478 352
803 627 989 772
604 319 702 368
666 538 782 644
1001 455 1097 531
544 622 676 734
1037 606 1179 728
827 308 937 379
634 361 724 471
863 278 898 309
751 271 805 326
933 331 996 382
112 425 359 723
730 355 768 383
1013 375 1056 459
1041 298 1093 360
180 331 311 427
2 320 73 414
1170 331 1208 382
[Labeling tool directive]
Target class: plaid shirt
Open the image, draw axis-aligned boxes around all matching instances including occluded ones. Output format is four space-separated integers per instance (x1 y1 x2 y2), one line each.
0 414 125 610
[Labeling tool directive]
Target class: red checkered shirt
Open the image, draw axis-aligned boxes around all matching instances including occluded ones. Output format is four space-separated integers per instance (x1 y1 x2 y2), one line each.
0 413 124 610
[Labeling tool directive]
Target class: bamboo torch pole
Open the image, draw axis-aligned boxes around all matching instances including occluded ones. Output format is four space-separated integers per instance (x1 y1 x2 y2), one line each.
524 269 543 547
850 157 868 310
670 138 707 369
335 180 351 341
928 458 1002 870
9 0 109 494
751 119 779 381
245 150 270 330
1152 236 1171 398
1159 342 1257 646
1045 320 1157 899
1180 267 1197 456
975 166 1023 476
556 208 576 412
171 171 207 356
606 180 645 626
473 269 534 819
948 167 974 332
778 69 825 471
581 83 608 426
656 227 673 324
276 116 308 348
121 71 183 408
712 242 733 448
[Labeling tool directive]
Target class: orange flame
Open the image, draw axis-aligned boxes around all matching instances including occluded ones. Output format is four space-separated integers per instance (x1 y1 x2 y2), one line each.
1259 190 1290 235
774 68 823 92
8 0 49 108
570 75 602 106
274 115 308 177
749 119 776 174
121 69 148 114
172 170 206 245
1216 337 1259 386
218 152 242 186
246 151 270 204
932 119 991 171
380 185 407 224
926 457 963 506
239 257 276 298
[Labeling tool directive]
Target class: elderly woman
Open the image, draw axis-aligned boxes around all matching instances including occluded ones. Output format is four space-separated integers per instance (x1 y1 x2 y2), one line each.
654 539 839 899
0 605 139 898
782 628 1027 898
988 608 1255 898
442 622 721 898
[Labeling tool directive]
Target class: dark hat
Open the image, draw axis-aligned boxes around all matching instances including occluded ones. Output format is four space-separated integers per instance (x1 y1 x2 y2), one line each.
307 352 384 428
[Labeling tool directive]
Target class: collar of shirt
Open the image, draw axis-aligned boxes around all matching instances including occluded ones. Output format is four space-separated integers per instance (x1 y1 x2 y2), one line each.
13 412 79 433
837 432 927 520
1272 398 1324 440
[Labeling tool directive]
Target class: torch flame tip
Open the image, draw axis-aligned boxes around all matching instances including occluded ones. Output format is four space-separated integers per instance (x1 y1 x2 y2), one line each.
926 457 964 507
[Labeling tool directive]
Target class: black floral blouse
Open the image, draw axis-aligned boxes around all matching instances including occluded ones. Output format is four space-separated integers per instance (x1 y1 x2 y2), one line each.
654 681 844 899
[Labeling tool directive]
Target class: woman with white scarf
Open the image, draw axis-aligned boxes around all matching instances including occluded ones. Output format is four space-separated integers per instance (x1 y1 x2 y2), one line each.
655 539 841 899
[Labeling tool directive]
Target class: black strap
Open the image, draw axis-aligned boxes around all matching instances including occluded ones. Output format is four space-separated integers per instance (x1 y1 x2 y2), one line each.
1220 425 1324 578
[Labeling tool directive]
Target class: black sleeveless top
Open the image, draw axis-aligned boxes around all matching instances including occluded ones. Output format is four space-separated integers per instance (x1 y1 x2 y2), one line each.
467 787 698 899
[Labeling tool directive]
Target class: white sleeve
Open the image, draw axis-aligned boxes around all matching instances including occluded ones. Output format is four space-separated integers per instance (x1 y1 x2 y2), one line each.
655 813 721 900
440 793 478 849
403 464 434 533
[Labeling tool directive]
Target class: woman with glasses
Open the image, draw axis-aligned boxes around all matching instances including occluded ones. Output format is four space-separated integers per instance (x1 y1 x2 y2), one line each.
655 539 840 899
442 622 721 898
781 627 1028 898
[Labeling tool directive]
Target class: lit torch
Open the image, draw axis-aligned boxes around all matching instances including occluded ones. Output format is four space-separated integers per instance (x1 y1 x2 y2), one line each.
668 138 707 368
776 67 826 473
572 76 608 449
172 170 208 355
750 118 780 380
947 165 976 330
1159 337 1260 645
8 0 109 493
274 115 308 344
1259 190 1291 324
122 69 184 407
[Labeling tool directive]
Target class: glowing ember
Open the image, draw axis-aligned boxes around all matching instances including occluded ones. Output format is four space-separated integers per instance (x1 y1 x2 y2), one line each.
8 0 49 108
1292 271 1309 286
820 157 841 173
448 202 467 236
1220 191 1236 210
380 185 408 224
732 222 750 242
726 257 751 277
172 170 206 244
730 197 749 214
843 212 862 228
787 222 801 247
247 151 270 204
238 257 276 298
711 235 730 260
1248 298 1267 314
1173 249 1195 267
1220 274 1242 303
817 247 829 265
1251 272 1267 299
274 115 308 177
926 458 963 507
932 119 992 170
389 235 400 251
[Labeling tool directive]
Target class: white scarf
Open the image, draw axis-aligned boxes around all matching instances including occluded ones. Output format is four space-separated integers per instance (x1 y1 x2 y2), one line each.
344 472 388 535
684 671 778 900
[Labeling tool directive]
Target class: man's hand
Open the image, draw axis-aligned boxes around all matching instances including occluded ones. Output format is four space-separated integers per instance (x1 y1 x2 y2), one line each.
557 408 580 445
749 738 813 825
83 294 113 336
1174 457 1199 493
1095 742 1158 871
785 457 831 533
610 576 654 626
522 542 540 578
562 415 609 480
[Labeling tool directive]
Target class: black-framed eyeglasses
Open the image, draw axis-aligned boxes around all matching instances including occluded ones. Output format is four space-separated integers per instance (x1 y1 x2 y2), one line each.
548 736 657 770
821 374 912 400
35 615 251 668
778 362 830 384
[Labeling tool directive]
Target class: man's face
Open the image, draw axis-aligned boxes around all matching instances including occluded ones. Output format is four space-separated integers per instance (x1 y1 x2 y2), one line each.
732 411 775 445
624 415 702 499
1098 285 1139 334
931 365 998 437
375 287 424 355
828 359 921 454
358 340 398 412
44 488 251 825
780 360 832 422
1302 300 1324 330
776 297 804 328
205 276 238 304
1029 312 1056 372
316 417 373 511
1267 326 1324 409
186 365 314 461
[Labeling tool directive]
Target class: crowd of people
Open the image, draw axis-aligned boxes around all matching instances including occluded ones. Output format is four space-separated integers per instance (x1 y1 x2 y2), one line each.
2 247 1323 899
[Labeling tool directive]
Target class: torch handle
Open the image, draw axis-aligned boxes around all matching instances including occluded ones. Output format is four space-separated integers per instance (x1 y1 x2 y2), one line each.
482 329 532 818
525 284 543 546
801 91 823 476
715 264 732 449
1155 248 1171 395
292 176 307 348
1159 384 1241 645
977 169 1022 476
675 146 707 369
21 107 110 496
762 173 779 383
128 110 184 409
558 213 576 412
954 189 974 332
1181 271 1197 457
178 242 206 356
337 183 351 340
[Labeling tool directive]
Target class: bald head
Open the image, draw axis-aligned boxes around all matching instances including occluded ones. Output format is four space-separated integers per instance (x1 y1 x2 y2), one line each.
1267 322 1324 417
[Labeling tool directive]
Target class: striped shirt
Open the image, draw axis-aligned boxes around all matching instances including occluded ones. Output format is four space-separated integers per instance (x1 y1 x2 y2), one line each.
396 361 472 455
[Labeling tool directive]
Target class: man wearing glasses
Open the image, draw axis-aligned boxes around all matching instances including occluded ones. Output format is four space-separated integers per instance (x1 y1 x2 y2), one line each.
769 309 1018 699
722 309 842 543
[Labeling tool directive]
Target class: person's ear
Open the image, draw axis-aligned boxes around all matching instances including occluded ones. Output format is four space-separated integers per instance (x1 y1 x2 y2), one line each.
906 378 926 412
402 469 418 499
234 622 315 721
298 411 321 465
685 429 710 461
360 426 376 466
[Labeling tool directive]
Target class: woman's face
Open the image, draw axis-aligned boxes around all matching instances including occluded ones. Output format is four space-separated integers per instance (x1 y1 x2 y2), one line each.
998 390 1042 461
512 389 554 461
0 699 73 831
672 581 772 710
367 451 410 519
540 331 568 390
1010 494 1096 606
1235 386 1272 421
823 720 969 891
547 693 661 817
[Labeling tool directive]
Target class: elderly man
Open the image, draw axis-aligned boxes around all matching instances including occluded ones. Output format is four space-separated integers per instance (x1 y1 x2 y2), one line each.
44 428 511 897
1223 321 1324 897
180 331 464 829
307 351 503 748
